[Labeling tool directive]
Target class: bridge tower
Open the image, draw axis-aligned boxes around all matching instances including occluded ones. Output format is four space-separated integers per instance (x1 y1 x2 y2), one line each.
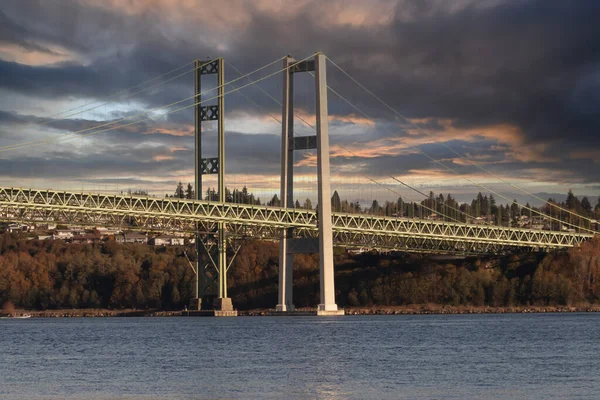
277 52 343 315
191 58 235 315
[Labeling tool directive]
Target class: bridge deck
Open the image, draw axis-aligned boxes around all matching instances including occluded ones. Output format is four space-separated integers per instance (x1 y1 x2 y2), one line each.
0 187 594 254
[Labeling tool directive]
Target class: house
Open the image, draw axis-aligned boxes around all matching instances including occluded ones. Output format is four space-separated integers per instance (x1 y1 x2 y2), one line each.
6 223 30 233
54 230 74 239
469 216 488 225
426 213 442 221
115 233 148 244
149 235 185 246
95 227 122 236
37 235 53 241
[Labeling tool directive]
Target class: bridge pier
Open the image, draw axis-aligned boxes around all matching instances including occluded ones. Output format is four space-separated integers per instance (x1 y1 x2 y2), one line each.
314 53 343 316
277 52 343 316
276 56 296 312
192 57 236 316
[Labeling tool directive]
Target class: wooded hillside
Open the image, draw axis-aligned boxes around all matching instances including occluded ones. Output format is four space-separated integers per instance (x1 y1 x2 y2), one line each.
0 233 598 310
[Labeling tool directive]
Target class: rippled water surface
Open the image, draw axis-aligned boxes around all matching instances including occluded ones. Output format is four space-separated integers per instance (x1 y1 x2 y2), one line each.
1 314 599 399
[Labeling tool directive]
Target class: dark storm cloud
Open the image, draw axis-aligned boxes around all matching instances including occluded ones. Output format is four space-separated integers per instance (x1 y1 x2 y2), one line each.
387 0 600 147
0 0 598 192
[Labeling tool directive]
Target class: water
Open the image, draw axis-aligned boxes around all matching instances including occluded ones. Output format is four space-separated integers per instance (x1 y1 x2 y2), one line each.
1 314 599 399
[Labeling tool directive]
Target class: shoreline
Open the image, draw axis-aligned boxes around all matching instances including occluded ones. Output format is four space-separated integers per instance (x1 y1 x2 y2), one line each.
4 304 600 318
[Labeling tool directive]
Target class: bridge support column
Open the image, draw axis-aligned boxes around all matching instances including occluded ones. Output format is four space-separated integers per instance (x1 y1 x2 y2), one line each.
193 57 236 315
191 58 203 311
277 56 296 312
276 53 342 315
314 53 343 316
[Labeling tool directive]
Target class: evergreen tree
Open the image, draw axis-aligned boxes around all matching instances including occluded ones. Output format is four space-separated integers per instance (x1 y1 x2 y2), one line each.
581 197 592 214
371 199 381 215
303 198 313 210
497 205 503 226
510 200 520 221
408 202 415 218
381 201 392 216
205 187 217 201
490 194 498 218
331 190 342 212
268 194 280 207
566 190 580 211
241 186 250 204
175 182 185 199
185 183 194 200
396 197 404 217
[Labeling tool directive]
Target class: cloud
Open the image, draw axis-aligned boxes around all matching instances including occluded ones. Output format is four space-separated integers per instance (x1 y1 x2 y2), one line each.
0 0 598 203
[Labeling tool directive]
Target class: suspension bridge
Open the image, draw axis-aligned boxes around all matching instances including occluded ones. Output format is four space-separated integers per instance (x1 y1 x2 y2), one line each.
0 52 595 315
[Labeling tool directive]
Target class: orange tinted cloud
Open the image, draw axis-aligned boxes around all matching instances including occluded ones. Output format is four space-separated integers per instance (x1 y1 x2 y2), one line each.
90 0 395 29
0 43 81 66
294 109 376 128
152 155 174 161
298 117 560 169
405 118 560 163
152 126 193 137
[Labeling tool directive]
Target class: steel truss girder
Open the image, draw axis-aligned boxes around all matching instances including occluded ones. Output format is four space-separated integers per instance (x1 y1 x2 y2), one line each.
0 187 594 255
199 60 219 75
200 158 219 174
199 105 219 121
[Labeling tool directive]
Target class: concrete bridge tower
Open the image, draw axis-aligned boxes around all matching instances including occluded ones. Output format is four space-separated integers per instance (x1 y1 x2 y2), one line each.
277 52 344 316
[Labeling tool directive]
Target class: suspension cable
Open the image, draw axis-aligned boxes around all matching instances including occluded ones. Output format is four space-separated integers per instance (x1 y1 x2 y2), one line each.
225 60 463 223
319 61 595 234
0 56 289 153
34 60 197 125
326 55 596 226
0 54 316 152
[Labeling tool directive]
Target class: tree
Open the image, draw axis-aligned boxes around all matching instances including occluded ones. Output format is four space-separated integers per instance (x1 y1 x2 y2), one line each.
490 194 498 218
497 205 503 226
303 198 313 210
581 197 592 214
331 191 341 212
268 194 281 207
175 182 185 199
510 200 520 221
370 199 380 215
396 197 404 217
241 186 250 204
437 193 445 215
205 187 217 201
566 190 580 211
408 202 415 218
185 183 194 200
384 201 394 216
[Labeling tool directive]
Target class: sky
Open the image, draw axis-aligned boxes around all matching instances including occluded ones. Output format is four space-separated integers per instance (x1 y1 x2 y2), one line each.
0 0 598 207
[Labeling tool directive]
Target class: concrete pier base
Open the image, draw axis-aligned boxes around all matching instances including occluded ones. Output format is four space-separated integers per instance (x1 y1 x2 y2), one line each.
184 310 238 317
213 297 234 311
182 297 237 316
317 309 345 316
